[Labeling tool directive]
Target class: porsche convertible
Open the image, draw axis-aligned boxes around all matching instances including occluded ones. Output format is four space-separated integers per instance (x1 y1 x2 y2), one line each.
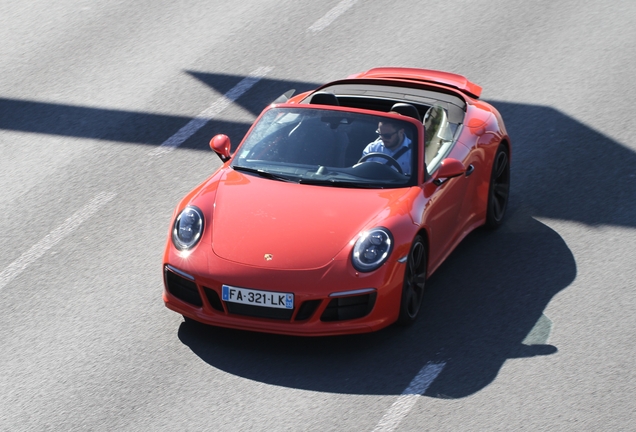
162 67 511 336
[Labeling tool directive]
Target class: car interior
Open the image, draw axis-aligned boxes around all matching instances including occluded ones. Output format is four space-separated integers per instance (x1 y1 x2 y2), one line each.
302 82 465 173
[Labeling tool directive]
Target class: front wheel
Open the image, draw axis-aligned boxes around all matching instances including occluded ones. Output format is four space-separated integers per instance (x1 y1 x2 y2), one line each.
485 144 510 228
397 235 427 325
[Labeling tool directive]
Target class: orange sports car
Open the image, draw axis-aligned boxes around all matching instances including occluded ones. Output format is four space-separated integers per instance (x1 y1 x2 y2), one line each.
163 67 511 336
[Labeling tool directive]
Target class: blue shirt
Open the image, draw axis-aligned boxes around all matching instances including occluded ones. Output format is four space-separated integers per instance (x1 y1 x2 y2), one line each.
362 136 412 175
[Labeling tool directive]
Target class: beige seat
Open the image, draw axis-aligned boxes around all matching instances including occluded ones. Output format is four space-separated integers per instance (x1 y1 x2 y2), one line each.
424 105 450 168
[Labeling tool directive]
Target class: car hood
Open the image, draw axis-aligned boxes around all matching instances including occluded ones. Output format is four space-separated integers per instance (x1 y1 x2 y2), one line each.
209 169 412 269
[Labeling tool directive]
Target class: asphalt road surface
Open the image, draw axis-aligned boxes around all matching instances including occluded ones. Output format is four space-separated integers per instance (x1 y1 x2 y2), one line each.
1 1 635 430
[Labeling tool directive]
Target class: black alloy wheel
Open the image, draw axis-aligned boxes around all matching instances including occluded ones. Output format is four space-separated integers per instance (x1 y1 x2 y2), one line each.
485 144 510 228
397 235 427 325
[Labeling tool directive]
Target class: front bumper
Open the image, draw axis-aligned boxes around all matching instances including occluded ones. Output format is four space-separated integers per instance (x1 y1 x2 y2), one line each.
162 255 405 336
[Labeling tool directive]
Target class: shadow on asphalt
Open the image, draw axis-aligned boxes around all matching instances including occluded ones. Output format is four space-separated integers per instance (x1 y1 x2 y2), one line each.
177 214 571 398
3 71 634 397
0 71 317 152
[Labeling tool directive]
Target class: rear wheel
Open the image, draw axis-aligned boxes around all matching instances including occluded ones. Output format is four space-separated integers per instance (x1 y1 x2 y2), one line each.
485 144 510 228
397 235 427 325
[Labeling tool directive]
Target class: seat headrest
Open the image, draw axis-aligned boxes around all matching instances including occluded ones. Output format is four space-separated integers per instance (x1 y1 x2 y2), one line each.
309 92 339 106
390 103 421 121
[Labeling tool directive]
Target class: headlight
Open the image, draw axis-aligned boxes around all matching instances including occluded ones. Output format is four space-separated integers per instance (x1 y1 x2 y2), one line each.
351 227 393 272
172 206 204 250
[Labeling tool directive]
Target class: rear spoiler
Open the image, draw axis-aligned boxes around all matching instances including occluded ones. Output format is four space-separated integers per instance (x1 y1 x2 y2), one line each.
348 67 482 99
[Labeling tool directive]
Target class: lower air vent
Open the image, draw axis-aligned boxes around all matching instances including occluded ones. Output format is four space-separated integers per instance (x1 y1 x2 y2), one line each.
294 300 322 321
203 287 225 312
320 293 376 322
226 303 293 320
165 269 202 307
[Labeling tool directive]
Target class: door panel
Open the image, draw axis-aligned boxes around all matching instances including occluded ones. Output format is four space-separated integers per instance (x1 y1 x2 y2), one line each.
423 170 470 273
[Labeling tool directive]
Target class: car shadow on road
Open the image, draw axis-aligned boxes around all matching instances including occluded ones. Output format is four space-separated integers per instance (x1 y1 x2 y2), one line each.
177 211 571 398
177 98 636 398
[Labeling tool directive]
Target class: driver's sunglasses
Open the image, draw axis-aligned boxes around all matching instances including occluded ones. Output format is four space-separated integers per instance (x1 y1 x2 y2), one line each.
376 130 398 140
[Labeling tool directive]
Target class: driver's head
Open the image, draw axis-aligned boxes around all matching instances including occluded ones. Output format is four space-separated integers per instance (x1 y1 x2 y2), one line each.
376 117 405 150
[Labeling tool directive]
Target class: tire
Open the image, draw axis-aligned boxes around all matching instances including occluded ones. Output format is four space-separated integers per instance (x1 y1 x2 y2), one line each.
485 144 510 229
397 235 427 325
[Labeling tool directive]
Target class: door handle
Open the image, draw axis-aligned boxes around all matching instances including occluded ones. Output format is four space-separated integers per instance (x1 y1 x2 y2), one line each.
465 164 475 177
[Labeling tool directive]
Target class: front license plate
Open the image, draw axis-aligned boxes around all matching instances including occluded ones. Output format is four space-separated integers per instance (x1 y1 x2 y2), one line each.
222 285 294 309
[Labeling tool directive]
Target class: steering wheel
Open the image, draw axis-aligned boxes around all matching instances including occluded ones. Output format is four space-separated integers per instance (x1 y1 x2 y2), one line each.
357 152 404 175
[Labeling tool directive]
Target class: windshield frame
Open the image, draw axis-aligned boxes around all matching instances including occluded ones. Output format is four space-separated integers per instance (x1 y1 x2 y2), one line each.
230 104 424 188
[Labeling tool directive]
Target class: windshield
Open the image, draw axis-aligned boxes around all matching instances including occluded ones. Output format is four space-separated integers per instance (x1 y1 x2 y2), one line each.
231 107 419 188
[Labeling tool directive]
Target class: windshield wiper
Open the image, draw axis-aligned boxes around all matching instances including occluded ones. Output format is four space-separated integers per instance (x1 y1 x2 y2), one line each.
232 165 294 182
297 178 378 189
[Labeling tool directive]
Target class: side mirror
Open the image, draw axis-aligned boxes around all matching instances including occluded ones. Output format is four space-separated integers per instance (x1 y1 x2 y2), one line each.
432 158 465 185
209 134 231 162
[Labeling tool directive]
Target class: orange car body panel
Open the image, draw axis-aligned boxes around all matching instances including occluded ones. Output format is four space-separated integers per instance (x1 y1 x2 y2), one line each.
162 68 510 336
348 67 483 99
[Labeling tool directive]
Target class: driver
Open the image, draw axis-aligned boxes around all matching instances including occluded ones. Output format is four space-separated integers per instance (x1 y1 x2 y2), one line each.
361 114 412 175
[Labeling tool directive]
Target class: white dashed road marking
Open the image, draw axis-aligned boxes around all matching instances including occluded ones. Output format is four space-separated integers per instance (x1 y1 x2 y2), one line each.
149 66 273 156
0 192 117 291
372 362 446 432
308 0 359 33
2 66 270 288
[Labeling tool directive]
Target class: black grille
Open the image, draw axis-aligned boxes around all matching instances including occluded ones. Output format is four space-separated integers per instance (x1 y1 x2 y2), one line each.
295 300 322 321
226 302 293 320
165 269 202 307
203 287 224 312
320 293 376 322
